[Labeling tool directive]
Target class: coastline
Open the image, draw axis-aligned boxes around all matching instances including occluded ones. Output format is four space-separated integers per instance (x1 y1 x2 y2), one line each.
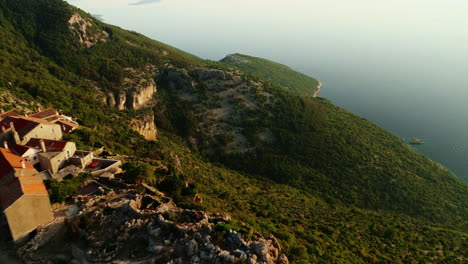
313 81 323 97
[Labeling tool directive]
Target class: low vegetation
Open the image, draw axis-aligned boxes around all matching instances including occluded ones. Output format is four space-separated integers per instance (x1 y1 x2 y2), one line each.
221 53 320 97
44 172 92 203
121 162 156 184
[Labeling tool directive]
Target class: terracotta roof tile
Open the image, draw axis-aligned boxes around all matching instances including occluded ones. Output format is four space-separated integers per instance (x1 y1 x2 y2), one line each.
0 178 23 209
87 161 100 168
0 149 47 209
0 116 58 138
29 108 57 119
0 148 36 179
26 138 68 152
19 176 49 195
56 120 79 133
0 176 48 209
0 110 19 121
11 144 37 156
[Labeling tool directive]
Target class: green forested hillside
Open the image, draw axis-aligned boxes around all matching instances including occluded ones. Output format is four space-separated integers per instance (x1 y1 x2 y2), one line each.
0 0 466 263
221 53 321 97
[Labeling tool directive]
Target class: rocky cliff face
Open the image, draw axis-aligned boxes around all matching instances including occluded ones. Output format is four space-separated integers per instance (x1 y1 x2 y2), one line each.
107 67 157 110
127 81 157 110
158 67 274 154
68 13 109 48
131 113 157 141
0 89 42 115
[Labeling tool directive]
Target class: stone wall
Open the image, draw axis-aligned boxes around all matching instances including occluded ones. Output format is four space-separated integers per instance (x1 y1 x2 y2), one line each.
4 195 53 242
20 124 62 145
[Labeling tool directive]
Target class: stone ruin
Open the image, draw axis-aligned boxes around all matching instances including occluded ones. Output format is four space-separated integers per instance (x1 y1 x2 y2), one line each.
16 182 289 264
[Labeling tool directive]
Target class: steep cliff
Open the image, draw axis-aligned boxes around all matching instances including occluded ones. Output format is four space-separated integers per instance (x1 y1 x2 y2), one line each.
68 12 109 48
158 67 270 154
131 113 157 141
106 67 157 110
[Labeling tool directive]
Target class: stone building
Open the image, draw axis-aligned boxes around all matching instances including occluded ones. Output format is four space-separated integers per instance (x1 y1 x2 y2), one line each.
0 116 62 145
29 108 79 133
11 144 42 166
26 138 77 174
0 147 53 242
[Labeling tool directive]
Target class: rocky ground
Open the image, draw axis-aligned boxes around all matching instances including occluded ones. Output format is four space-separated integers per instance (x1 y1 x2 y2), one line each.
16 180 289 264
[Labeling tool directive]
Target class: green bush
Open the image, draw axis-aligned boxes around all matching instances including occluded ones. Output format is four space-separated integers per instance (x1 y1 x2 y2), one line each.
45 172 92 203
121 162 156 184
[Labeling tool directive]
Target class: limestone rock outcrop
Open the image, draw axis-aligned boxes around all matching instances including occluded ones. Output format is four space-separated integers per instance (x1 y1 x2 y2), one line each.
106 67 157 110
131 113 157 141
159 68 194 91
157 67 271 155
126 80 157 110
68 13 109 48
18 184 288 264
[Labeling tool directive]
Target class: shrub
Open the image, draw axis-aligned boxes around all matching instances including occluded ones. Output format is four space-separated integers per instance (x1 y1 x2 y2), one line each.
45 172 92 203
121 162 156 184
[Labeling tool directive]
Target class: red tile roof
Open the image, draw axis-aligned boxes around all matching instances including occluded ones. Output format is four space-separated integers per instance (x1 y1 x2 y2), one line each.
0 148 36 179
0 116 57 138
18 176 48 195
56 120 79 132
0 176 48 209
12 144 38 156
0 178 23 209
0 148 48 209
87 161 100 168
28 108 57 119
44 115 66 122
0 110 19 121
26 138 68 152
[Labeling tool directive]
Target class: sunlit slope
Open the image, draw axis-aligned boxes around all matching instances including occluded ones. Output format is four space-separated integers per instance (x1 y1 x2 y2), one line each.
221 53 321 97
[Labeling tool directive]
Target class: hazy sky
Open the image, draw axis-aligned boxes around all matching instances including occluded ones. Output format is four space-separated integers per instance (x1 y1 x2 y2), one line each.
66 0 468 90
66 0 467 60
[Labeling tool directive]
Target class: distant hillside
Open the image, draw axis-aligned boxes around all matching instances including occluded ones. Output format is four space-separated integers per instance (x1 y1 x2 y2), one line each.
221 53 321 97
0 0 466 263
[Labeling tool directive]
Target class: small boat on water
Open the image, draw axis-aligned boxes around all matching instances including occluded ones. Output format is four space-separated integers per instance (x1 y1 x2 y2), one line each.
409 138 424 144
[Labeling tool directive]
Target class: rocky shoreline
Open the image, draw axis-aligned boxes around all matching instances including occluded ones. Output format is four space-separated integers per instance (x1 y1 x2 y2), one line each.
313 81 323 97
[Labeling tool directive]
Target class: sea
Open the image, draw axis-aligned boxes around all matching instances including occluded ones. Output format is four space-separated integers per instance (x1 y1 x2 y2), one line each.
305 53 468 182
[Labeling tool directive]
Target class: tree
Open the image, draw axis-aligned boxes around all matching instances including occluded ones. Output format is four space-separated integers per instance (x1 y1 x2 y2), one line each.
44 172 92 203
121 162 156 184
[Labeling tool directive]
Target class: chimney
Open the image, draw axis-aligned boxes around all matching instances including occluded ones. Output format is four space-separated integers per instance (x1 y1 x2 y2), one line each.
3 141 8 149
9 122 15 133
20 160 26 169
40 139 47 153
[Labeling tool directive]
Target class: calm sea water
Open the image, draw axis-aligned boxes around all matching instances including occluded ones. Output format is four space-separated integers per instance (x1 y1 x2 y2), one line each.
303 55 468 182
